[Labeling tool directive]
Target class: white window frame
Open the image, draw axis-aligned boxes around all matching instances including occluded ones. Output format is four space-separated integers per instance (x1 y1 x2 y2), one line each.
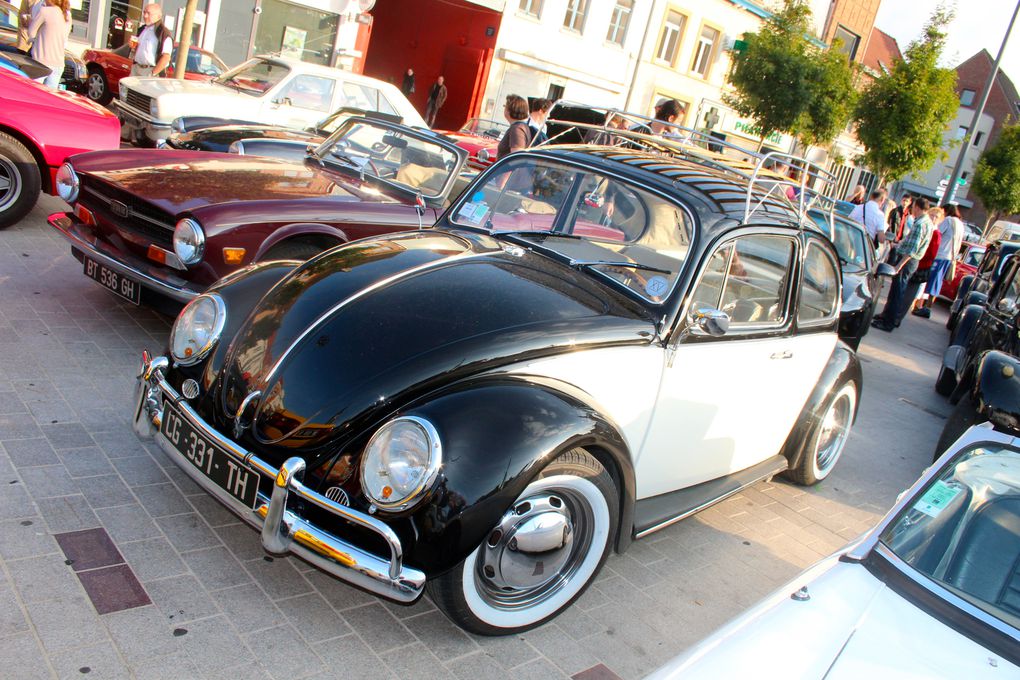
563 0 589 33
518 0 543 19
690 24 720 77
655 10 686 66
606 0 633 47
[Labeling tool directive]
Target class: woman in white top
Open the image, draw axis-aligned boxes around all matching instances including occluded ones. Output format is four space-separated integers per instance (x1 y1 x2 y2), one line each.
918 204 965 313
27 0 70 89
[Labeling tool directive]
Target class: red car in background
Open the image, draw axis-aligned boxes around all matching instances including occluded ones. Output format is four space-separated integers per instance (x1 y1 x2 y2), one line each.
82 43 227 105
939 240 987 301
0 69 119 228
438 117 506 169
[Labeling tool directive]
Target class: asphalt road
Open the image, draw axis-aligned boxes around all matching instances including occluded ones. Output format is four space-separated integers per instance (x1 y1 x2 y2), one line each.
0 192 954 680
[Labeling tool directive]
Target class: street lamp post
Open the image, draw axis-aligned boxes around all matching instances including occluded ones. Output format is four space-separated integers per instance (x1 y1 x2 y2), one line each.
945 0 1020 205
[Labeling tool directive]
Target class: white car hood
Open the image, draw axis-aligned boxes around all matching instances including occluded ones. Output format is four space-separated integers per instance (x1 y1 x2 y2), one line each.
649 557 1017 679
118 77 263 122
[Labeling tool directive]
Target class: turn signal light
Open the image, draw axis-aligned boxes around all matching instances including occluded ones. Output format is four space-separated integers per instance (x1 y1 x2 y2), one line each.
147 245 167 265
222 248 246 265
74 204 95 226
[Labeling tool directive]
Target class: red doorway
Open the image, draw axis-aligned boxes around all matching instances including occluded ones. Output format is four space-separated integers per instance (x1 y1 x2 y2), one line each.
362 0 501 130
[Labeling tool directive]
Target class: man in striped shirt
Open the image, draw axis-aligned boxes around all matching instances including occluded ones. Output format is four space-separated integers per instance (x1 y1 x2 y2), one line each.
872 196 934 332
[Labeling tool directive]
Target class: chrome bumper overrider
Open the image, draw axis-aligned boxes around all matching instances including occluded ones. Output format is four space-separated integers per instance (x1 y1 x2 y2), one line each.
133 352 425 602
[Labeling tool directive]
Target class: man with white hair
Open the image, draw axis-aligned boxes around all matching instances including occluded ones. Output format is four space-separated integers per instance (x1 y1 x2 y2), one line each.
131 3 172 77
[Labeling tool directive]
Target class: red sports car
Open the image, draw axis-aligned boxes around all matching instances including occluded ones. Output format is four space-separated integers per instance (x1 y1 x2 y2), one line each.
82 43 227 105
438 117 505 169
0 69 120 228
939 240 987 301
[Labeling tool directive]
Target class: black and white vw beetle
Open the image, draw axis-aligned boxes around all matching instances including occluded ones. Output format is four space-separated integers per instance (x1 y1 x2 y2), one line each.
134 139 861 635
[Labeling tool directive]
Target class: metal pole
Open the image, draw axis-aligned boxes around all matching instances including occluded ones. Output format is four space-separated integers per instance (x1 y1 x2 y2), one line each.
173 0 200 80
945 0 1020 204
624 0 658 111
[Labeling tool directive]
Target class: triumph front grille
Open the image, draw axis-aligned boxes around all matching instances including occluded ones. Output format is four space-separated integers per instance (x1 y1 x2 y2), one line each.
79 177 175 249
125 89 153 115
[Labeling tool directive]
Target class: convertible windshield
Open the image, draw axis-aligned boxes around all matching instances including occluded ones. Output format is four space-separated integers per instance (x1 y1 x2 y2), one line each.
315 120 459 199
215 59 289 96
462 118 509 139
451 156 691 303
880 443 1020 628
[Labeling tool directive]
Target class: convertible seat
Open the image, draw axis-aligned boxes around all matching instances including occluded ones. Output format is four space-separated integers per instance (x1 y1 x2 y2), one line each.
396 164 446 194
943 496 1020 615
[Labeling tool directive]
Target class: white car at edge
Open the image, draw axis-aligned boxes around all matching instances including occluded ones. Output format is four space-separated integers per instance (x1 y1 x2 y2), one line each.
648 423 1020 679
113 54 426 145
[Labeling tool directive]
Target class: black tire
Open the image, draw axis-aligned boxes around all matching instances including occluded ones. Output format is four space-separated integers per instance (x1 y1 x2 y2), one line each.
784 381 858 486
935 364 957 396
0 132 41 230
259 241 324 262
428 449 618 636
933 392 981 463
85 67 111 105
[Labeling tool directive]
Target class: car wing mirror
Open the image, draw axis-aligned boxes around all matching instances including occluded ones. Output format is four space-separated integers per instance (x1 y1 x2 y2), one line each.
876 262 896 277
998 297 1018 315
691 308 729 337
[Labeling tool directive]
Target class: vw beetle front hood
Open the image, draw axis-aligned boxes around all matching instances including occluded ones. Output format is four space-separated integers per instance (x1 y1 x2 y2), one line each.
218 230 655 459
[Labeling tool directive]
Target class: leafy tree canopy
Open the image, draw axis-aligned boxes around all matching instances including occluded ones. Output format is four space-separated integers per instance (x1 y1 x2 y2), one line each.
854 9 959 183
972 123 1020 226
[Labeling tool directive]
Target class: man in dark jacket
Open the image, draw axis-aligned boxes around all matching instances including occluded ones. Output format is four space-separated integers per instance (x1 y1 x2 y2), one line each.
425 76 447 127
131 3 173 77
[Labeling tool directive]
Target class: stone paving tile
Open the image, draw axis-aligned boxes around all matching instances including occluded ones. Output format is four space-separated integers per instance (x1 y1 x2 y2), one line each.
381 642 451 679
0 517 59 560
103 606 182 664
0 480 36 519
209 583 284 636
176 615 255 673
524 624 601 676
473 632 541 671
245 624 324 680
94 504 162 543
42 423 95 450
133 482 192 519
26 593 109 654
341 603 415 654
312 633 395 679
132 651 202 680
0 413 44 440
7 554 82 605
214 524 267 563
0 633 56 680
448 650 514 680
146 575 221 624
112 455 169 487
2 437 59 467
77 564 152 615
180 546 251 591
242 556 312 601
119 537 188 583
0 582 29 638
18 464 78 499
77 474 136 509
58 446 115 478
404 610 479 661
511 657 571 680
274 592 351 644
188 494 242 528
49 641 131 680
154 513 221 552
35 494 101 533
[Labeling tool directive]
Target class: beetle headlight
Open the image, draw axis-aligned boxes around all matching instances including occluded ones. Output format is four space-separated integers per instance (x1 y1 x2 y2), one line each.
360 417 441 511
150 100 159 118
477 148 490 163
173 218 205 265
169 294 226 365
55 163 79 203
171 117 187 133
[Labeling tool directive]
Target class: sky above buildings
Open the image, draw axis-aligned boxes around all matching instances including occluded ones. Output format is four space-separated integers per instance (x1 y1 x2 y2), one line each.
875 0 1020 82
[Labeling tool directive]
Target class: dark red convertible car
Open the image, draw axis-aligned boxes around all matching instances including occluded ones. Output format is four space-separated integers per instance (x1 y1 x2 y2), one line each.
81 43 227 104
48 117 467 309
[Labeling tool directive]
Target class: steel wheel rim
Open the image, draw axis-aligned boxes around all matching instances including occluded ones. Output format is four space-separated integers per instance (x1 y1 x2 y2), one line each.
0 156 22 212
473 481 596 611
86 73 105 100
816 393 851 473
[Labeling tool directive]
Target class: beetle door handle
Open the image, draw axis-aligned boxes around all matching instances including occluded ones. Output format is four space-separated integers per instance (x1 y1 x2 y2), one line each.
770 351 793 360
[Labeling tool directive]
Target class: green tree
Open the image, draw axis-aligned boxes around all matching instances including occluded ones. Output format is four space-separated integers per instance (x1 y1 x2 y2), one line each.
971 123 1020 231
725 0 857 150
853 9 958 183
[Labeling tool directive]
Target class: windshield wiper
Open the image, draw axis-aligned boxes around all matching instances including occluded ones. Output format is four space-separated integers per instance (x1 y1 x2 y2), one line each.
490 230 583 240
323 151 366 180
570 260 672 274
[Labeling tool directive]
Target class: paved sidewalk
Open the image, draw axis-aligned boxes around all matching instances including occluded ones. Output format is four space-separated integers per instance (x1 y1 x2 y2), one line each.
0 195 952 680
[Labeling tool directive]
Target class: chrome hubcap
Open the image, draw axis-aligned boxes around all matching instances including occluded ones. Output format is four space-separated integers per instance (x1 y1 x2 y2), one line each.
0 156 21 212
816 393 851 473
475 488 593 610
87 73 104 100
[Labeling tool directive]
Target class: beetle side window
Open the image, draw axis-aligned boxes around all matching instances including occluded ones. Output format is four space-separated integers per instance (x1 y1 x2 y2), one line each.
993 266 1020 310
798 242 840 324
277 75 336 112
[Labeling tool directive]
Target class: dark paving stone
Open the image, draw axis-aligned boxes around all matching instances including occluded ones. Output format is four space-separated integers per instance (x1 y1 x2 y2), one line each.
54 527 124 572
77 564 151 615
41 423 94 450
572 664 624 680
1 438 59 468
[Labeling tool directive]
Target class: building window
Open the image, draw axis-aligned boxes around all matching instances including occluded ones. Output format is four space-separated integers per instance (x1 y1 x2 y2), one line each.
832 25 860 61
606 0 633 46
960 89 976 106
563 0 588 33
975 131 984 147
955 126 969 141
519 0 543 18
691 25 720 77
655 10 686 66
962 171 970 181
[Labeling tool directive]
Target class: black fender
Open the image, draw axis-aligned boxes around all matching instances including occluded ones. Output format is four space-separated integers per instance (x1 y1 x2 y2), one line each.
962 289 989 311
400 375 636 576
956 274 976 302
781 341 862 473
973 351 1020 433
950 304 986 352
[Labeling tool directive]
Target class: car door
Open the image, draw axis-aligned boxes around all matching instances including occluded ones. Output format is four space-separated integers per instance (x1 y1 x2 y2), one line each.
635 230 807 498
262 74 337 128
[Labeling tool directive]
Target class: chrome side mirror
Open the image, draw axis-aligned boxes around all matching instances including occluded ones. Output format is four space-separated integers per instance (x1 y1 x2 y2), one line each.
876 263 896 277
692 308 730 337
998 297 1017 315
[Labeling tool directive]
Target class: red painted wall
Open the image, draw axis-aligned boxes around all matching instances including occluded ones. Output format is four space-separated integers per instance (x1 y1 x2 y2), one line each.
362 0 501 130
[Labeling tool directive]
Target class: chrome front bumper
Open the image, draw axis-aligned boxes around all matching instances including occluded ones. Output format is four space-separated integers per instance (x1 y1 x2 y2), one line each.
133 352 425 603
112 101 172 143
48 213 200 304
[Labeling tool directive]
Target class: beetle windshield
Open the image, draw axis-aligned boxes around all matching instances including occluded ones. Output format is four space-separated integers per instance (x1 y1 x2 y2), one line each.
450 156 692 304
214 59 289 96
315 120 460 200
879 443 1020 629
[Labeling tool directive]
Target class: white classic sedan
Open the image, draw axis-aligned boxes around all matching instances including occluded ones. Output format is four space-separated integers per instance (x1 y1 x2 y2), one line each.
649 423 1020 679
113 55 425 145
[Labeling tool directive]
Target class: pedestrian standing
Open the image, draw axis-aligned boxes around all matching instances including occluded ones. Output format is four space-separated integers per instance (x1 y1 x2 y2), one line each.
26 0 70 89
16 0 44 52
915 204 965 317
887 195 912 242
496 94 533 156
847 185 866 205
130 3 172 77
425 75 447 127
400 68 415 96
906 221 943 315
849 189 888 247
528 98 552 146
872 196 934 332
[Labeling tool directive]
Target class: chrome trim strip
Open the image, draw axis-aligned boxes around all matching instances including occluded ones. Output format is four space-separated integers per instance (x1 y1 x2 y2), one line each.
47 213 199 303
634 460 788 539
133 354 423 600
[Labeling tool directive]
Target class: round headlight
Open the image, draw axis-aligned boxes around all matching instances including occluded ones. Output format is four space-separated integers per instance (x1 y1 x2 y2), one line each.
360 417 441 511
169 293 226 365
227 141 244 155
173 218 205 265
119 86 128 102
171 117 186 134
477 148 490 163
150 100 159 118
55 163 79 203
